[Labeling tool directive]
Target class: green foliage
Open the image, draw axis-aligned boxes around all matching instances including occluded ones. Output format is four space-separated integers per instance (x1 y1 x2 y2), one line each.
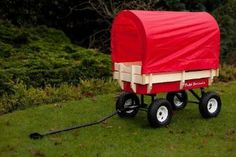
213 0 236 61
219 64 236 82
0 21 111 93
0 72 14 96
0 79 119 114
63 45 76 54
79 79 119 97
0 42 13 58
31 25 71 44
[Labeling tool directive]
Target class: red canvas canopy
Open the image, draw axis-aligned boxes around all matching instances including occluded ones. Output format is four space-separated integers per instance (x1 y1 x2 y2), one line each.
111 10 220 74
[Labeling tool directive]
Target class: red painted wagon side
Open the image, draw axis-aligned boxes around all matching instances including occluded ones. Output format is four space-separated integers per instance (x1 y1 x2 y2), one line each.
111 10 222 127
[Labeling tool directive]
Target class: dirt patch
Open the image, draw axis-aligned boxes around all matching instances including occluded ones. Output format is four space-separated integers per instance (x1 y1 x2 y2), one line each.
30 149 46 157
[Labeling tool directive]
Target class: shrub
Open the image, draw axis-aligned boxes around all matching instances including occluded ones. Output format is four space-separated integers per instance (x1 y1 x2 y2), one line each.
12 32 29 47
0 42 13 58
0 79 119 115
0 21 112 88
0 72 14 96
219 64 236 82
80 79 119 97
32 25 71 44
213 0 236 61
63 45 76 54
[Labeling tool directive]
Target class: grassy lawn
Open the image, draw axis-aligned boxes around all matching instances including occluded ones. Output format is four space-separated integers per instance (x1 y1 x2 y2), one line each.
0 82 236 157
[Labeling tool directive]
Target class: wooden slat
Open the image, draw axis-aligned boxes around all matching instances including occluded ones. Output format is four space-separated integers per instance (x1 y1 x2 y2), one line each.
113 69 219 85
185 70 211 80
130 66 136 92
143 72 182 84
114 63 141 74
113 72 143 84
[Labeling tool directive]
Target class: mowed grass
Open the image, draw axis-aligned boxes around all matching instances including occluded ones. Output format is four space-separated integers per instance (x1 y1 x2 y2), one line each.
0 82 236 157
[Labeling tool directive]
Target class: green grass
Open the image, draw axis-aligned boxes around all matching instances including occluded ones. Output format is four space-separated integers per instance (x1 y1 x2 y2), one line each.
0 82 236 157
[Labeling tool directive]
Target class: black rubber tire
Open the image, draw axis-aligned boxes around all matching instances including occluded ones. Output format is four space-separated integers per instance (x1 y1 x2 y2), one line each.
116 92 140 118
199 92 221 118
166 90 188 110
147 99 172 128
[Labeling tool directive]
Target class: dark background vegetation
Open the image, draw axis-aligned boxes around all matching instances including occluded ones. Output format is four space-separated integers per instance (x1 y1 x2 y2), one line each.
0 0 235 59
0 0 236 114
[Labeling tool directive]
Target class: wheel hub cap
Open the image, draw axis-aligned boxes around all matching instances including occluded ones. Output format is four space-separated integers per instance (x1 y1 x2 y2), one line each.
124 99 135 113
173 94 183 107
156 106 168 122
207 98 218 113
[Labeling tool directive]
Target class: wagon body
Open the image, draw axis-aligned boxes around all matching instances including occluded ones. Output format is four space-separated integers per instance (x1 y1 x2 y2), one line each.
111 10 220 94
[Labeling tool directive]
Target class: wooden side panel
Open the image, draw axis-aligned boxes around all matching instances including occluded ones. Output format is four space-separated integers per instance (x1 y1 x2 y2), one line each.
113 62 218 94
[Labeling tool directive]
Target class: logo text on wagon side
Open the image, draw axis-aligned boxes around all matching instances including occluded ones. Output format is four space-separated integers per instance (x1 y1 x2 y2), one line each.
184 81 206 88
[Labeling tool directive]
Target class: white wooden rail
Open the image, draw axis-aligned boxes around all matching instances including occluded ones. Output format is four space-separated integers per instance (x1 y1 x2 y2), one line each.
113 62 219 93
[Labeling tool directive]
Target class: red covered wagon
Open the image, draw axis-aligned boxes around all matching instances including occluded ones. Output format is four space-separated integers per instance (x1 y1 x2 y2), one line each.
111 10 221 127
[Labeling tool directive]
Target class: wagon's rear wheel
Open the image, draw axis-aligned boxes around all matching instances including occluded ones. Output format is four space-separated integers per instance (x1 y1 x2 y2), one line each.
166 90 188 110
199 92 221 118
147 99 172 128
116 92 140 118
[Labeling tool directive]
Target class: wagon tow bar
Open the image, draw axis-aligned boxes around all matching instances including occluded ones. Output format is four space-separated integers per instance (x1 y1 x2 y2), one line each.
29 107 135 140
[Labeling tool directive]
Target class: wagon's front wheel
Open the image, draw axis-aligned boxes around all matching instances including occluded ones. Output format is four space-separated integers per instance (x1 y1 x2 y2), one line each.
166 90 188 110
147 99 172 128
116 92 140 118
199 92 221 118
